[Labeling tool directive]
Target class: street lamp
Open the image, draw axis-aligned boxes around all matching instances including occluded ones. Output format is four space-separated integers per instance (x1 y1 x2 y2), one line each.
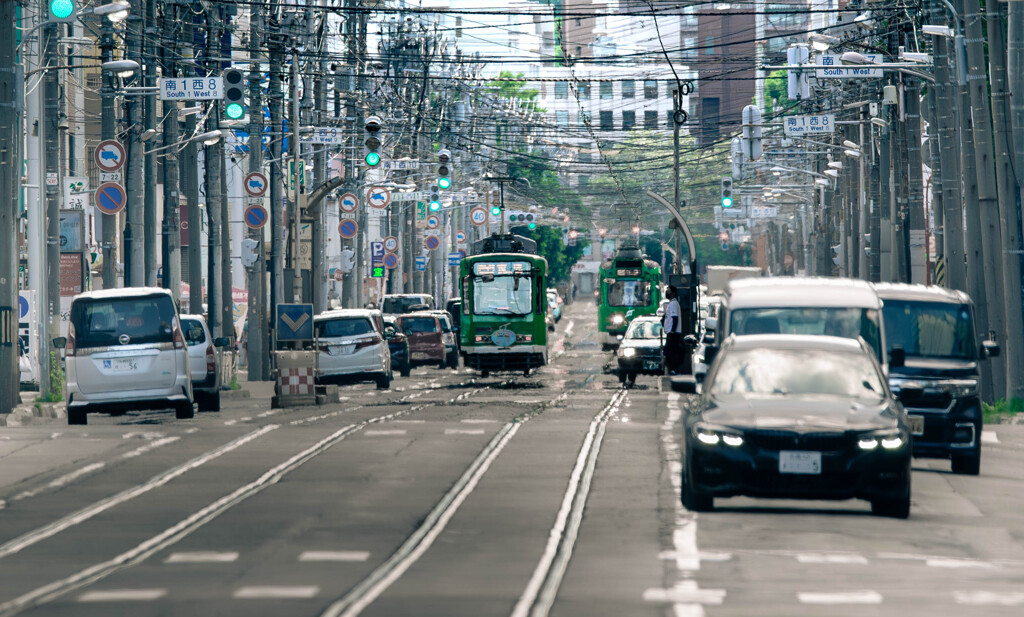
198 130 223 146
843 149 862 159
823 169 840 179
92 1 130 21
102 59 139 78
827 161 843 170
815 178 831 187
808 33 839 52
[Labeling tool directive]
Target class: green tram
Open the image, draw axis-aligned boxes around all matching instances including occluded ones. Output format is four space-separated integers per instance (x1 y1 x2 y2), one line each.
459 233 549 376
598 245 662 350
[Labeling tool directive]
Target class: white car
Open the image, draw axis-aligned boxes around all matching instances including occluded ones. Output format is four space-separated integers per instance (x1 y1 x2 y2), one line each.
57 287 194 425
180 315 229 412
315 309 393 389
19 338 37 389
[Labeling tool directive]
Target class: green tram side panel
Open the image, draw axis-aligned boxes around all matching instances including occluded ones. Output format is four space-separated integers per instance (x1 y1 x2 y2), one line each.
459 252 550 372
598 253 662 346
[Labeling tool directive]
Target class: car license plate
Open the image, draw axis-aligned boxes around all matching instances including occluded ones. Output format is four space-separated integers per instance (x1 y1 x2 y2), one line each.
328 345 355 356
779 451 822 474
907 415 924 436
643 360 660 370
412 352 429 360
103 358 139 372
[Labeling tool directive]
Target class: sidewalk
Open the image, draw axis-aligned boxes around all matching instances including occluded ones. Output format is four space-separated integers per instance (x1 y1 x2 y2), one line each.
0 391 65 427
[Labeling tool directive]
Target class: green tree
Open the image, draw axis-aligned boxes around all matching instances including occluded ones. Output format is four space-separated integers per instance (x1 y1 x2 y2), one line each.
511 225 590 284
763 70 792 118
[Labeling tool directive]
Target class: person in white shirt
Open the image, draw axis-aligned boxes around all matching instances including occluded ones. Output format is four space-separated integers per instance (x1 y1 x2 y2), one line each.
663 286 684 374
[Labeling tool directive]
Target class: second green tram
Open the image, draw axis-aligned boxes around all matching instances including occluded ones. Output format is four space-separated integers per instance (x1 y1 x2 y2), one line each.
459 234 549 376
598 245 662 350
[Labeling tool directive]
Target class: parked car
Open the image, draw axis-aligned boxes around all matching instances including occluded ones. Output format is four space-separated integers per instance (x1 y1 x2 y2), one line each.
19 337 37 390
180 315 229 412
382 316 411 378
675 334 912 518
445 298 462 339
427 310 459 368
315 309 393 389
615 316 664 385
56 287 194 425
382 294 435 315
396 312 446 369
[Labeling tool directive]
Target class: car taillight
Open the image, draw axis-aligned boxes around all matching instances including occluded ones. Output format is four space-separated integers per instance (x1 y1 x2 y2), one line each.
66 323 76 356
206 344 216 374
173 318 185 349
354 336 380 351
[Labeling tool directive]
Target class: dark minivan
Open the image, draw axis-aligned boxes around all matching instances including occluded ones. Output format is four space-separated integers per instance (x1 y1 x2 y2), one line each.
874 284 1000 475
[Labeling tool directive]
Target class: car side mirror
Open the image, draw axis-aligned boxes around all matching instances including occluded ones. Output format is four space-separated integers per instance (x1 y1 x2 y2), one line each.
52 337 67 349
889 346 905 368
214 337 230 348
981 337 1000 359
897 382 924 405
384 327 395 339
670 376 699 394
683 334 698 346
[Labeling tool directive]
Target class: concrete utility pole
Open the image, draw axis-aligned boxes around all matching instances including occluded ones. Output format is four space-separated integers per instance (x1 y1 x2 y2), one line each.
291 49 302 304
269 3 285 329
101 11 116 289
905 78 926 284
312 12 328 314
247 1 268 380
0 0 20 413
206 12 224 338
160 2 182 305
144 0 158 285
42 17 62 393
1011 4 1024 177
932 20 967 291
124 0 144 285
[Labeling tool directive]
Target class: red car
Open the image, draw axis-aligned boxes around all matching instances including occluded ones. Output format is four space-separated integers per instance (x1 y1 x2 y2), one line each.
396 313 446 369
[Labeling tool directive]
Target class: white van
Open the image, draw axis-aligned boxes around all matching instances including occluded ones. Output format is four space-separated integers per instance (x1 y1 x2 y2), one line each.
712 277 888 372
56 287 194 424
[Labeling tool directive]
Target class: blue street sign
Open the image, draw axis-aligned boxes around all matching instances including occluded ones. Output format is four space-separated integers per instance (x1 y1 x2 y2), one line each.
415 256 427 271
18 295 29 320
383 253 399 269
448 252 463 267
95 182 127 215
276 303 314 341
338 219 358 239
244 205 268 229
371 241 385 265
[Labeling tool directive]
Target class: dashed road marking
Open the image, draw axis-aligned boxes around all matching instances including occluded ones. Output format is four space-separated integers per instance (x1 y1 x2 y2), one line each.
445 429 485 435
122 436 179 459
11 463 106 502
299 551 370 562
234 586 319 599
165 552 239 564
460 419 497 424
364 430 407 436
797 553 869 565
78 589 166 602
926 557 996 569
797 591 882 604
954 591 1024 605
643 581 726 604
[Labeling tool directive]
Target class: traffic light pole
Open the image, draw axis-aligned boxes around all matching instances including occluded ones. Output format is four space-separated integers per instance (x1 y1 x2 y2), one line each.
247 3 267 380
43 18 62 396
291 49 302 304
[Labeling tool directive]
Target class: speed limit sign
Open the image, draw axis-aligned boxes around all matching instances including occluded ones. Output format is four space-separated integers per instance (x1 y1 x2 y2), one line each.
470 207 488 226
383 236 399 253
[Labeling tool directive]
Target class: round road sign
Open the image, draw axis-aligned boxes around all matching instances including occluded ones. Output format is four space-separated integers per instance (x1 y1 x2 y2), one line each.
339 192 358 213
366 187 392 209
383 236 399 252
19 295 29 320
426 215 440 229
338 219 358 239
244 171 268 197
94 182 127 215
455 230 467 244
94 140 126 172
470 207 488 226
425 235 440 251
244 204 268 229
383 253 399 269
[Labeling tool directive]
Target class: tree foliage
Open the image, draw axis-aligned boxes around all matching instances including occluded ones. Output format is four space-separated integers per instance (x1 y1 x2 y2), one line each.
511 225 590 284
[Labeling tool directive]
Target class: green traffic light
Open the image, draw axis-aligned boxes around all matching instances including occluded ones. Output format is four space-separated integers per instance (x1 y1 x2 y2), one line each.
528 222 536 230
438 177 451 189
50 0 75 19
225 102 245 120
722 196 733 208
490 206 501 216
429 200 441 211
365 152 381 166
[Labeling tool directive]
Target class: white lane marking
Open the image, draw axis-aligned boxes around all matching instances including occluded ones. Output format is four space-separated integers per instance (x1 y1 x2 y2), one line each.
392 420 425 424
0 425 277 562
460 419 496 424
445 429 485 435
257 410 281 418
50 433 61 440
798 591 883 604
78 589 166 602
11 463 107 502
299 551 370 562
954 591 1024 605
364 430 407 436
643 581 726 605
512 391 628 617
673 521 701 571
981 431 999 444
234 586 319 599
165 551 239 564
926 558 996 569
322 422 524 617
797 553 869 565
224 419 239 426
122 436 180 459
184 428 199 434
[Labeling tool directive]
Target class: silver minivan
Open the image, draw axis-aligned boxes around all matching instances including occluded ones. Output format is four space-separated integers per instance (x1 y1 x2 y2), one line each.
56 287 194 424
181 314 229 412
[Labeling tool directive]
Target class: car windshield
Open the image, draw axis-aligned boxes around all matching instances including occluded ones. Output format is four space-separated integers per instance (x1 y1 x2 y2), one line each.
401 317 438 333
626 320 663 340
709 347 886 401
182 319 206 346
882 300 975 360
317 317 374 338
731 307 883 362
71 295 176 348
383 297 430 314
607 280 650 307
473 262 533 316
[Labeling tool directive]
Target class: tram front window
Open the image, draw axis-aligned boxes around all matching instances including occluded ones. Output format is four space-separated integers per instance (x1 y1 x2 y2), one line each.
473 262 533 316
607 280 650 307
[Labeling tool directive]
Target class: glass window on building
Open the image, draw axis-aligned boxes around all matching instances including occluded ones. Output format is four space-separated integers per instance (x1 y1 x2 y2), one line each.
622 80 635 99
577 81 590 99
599 110 614 130
554 81 569 99
683 37 698 57
704 36 716 55
600 81 613 100
644 110 658 129
622 111 636 130
682 7 698 27
555 110 569 126
644 80 658 99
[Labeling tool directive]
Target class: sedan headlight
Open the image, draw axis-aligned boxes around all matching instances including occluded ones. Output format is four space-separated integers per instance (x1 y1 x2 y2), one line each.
940 379 979 398
611 314 625 325
693 424 744 447
858 430 906 450
619 347 637 358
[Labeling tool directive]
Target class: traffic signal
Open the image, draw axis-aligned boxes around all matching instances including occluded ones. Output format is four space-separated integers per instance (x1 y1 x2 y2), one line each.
721 177 734 208
48 0 77 22
437 149 452 190
429 183 441 211
364 114 382 167
222 68 246 121
240 238 259 268
490 188 501 216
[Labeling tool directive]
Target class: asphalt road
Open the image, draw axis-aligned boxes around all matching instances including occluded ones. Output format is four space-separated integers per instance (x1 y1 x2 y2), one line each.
0 301 1022 617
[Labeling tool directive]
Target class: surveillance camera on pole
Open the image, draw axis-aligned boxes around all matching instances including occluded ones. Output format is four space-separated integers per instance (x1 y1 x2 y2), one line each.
786 44 810 100
363 114 383 167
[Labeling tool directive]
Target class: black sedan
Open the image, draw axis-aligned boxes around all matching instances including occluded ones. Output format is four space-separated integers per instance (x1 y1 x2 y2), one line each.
615 317 664 384
675 334 913 518
383 317 411 377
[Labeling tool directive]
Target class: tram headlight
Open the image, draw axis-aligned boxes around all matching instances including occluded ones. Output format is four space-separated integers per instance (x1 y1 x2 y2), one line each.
611 314 625 326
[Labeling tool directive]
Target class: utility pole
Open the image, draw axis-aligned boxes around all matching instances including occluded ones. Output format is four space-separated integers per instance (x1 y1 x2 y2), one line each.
206 12 224 338
43 15 62 394
0 0 20 413
905 78 926 284
144 0 158 285
269 3 285 327
291 49 302 303
248 1 267 380
932 19 966 292
312 12 328 314
160 2 182 305
101 8 116 289
124 0 144 285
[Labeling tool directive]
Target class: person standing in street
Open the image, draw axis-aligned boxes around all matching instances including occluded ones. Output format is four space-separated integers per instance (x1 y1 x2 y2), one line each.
663 285 683 374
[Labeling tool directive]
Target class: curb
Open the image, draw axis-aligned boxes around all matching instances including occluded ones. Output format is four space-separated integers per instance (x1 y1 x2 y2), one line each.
0 402 66 427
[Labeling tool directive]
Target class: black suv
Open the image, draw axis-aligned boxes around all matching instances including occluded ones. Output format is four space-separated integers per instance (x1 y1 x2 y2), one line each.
875 284 999 475
382 317 412 377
